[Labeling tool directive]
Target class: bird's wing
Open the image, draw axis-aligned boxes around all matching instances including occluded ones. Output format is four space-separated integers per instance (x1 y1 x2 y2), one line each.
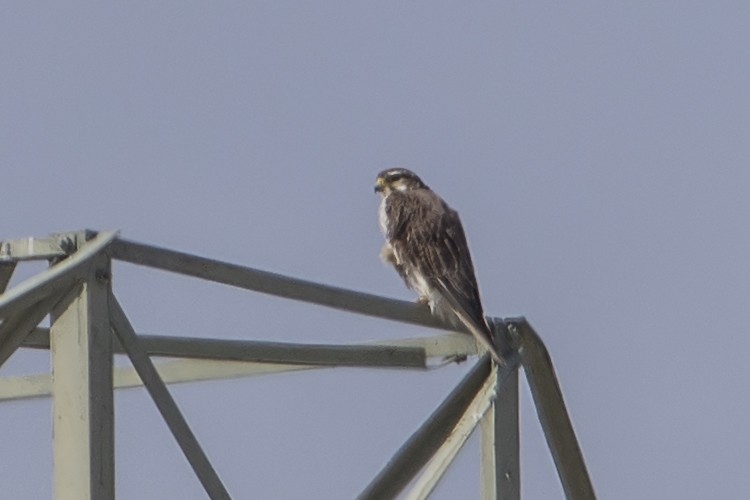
386 190 504 364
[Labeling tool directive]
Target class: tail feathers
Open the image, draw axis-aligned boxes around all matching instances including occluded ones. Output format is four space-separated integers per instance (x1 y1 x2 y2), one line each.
454 312 505 366
435 290 505 366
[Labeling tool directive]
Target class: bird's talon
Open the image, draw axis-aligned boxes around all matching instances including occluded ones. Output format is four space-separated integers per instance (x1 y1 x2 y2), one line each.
443 354 467 365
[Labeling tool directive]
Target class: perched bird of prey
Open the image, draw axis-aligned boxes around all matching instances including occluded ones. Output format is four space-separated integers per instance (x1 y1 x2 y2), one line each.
374 168 504 365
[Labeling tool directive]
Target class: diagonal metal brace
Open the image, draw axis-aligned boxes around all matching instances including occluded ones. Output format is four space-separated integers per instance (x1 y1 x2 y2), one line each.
109 293 231 500
358 353 518 500
505 317 596 500
0 290 71 369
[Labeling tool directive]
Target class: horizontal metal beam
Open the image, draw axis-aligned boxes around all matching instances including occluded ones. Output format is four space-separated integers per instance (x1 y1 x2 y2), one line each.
21 328 478 367
21 330 436 369
358 354 518 500
0 358 317 402
111 239 451 330
370 332 478 360
506 318 596 500
105 334 427 368
4 333 477 402
0 235 68 262
0 231 118 318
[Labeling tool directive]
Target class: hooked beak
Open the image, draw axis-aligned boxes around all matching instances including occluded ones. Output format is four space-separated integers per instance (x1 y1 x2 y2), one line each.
374 178 385 193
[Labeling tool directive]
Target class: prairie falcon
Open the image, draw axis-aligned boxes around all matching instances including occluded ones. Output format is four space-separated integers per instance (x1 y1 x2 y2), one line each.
374 168 504 365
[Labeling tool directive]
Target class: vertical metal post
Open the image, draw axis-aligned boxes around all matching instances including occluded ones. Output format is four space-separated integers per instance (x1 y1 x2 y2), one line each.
481 367 520 500
480 318 520 500
50 250 114 500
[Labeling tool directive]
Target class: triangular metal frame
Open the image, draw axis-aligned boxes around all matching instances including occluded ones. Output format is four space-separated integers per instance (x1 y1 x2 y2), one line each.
0 230 595 500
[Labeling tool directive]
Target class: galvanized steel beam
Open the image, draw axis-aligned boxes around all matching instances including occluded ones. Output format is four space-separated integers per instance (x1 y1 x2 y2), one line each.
358 354 518 500
22 328 476 366
109 293 231 500
0 358 316 402
0 235 68 262
507 318 596 500
481 369 520 500
5 332 477 402
0 231 117 318
50 252 114 500
480 319 520 500
405 364 501 500
0 291 68 369
111 239 450 330
0 232 594 500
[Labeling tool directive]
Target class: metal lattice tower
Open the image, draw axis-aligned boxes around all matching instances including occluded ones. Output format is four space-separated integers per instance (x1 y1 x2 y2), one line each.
0 230 595 499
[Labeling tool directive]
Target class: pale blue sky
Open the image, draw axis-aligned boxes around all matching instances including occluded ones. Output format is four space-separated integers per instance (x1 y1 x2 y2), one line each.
3 2 750 498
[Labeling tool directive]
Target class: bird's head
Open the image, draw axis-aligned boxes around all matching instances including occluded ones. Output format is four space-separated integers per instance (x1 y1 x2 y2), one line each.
374 168 427 195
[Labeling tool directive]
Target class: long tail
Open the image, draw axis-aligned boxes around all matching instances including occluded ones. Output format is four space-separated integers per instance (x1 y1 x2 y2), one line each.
436 290 505 366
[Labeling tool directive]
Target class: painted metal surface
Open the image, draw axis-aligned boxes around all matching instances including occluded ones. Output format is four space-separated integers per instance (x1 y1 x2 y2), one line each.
50 253 114 500
508 319 596 500
407 364 502 500
0 231 117 318
110 294 231 500
0 231 595 500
